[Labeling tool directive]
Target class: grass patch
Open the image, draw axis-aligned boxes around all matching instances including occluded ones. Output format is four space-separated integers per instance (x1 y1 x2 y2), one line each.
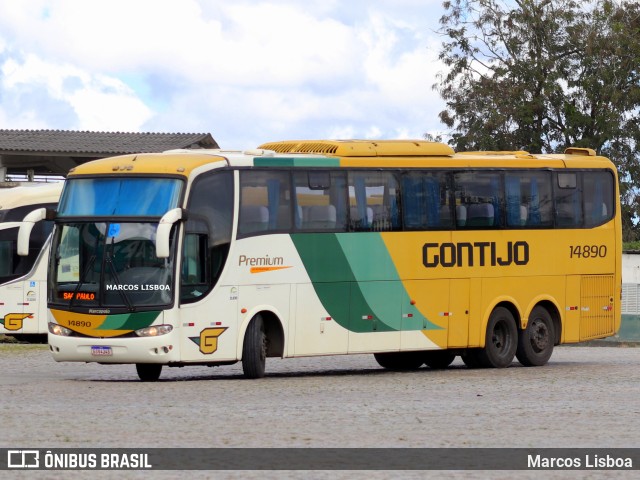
623 241 640 252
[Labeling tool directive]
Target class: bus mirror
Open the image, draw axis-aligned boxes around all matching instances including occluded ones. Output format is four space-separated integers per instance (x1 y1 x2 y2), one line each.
17 208 47 256
156 208 184 258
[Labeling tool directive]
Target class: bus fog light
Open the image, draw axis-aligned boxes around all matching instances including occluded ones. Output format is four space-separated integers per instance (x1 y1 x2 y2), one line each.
48 322 73 336
135 325 173 337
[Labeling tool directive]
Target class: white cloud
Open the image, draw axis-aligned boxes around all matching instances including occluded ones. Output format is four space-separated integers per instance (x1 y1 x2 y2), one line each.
0 0 448 145
1 54 152 131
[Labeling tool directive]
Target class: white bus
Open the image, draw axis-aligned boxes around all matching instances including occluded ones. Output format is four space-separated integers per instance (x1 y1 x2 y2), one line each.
1 182 63 342
17 141 620 380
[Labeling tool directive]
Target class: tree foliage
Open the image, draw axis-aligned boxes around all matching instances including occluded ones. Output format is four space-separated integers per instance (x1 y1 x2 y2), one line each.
435 0 640 240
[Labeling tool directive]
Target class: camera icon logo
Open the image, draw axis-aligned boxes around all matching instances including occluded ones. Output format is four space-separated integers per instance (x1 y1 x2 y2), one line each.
7 450 40 468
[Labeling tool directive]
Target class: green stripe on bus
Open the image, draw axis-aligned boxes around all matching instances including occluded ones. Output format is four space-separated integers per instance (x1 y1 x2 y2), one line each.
291 233 439 333
253 157 340 167
96 311 161 331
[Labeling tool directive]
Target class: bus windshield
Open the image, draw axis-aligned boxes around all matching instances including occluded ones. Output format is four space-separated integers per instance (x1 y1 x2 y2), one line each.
58 178 183 217
50 222 176 310
0 221 55 284
0 226 22 284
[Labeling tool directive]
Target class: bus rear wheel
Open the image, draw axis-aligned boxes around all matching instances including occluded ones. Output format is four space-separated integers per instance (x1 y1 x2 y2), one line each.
477 307 517 368
516 306 555 366
136 363 162 382
242 314 267 379
374 352 424 370
423 350 456 369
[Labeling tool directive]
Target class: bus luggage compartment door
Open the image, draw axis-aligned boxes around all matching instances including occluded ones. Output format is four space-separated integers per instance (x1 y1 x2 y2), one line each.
579 274 615 341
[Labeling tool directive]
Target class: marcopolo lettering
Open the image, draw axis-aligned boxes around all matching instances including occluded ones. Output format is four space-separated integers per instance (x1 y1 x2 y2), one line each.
423 241 529 268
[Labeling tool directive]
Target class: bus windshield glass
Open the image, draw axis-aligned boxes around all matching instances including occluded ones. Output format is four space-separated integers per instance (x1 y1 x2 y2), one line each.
0 221 54 284
0 226 20 283
50 222 176 310
58 178 183 217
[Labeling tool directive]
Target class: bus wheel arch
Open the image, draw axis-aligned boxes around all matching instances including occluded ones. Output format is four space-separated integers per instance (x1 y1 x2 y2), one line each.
545 301 562 345
258 310 285 358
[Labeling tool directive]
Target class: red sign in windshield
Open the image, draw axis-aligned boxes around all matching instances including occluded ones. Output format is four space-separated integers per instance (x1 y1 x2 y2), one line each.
61 292 95 301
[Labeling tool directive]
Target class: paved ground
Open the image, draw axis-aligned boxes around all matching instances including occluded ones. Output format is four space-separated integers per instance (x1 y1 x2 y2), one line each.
1 343 639 479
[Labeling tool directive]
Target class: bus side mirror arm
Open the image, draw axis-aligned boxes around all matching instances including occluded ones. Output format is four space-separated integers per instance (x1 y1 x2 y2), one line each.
156 208 186 259
17 208 48 256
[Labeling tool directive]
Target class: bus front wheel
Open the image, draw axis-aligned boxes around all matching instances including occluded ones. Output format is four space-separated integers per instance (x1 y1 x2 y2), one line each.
423 350 456 369
242 314 267 379
478 307 517 368
516 306 555 367
136 363 162 382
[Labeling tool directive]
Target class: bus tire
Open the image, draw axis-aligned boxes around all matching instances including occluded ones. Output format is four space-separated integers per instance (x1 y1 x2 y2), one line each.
477 307 517 368
461 349 484 368
136 363 162 382
374 352 423 370
242 314 267 379
516 306 555 367
423 350 456 369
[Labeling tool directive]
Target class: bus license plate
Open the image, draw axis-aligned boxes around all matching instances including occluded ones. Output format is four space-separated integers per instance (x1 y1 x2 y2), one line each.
91 346 113 356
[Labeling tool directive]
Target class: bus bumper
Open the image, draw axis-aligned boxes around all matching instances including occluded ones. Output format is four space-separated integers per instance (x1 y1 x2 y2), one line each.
48 331 180 364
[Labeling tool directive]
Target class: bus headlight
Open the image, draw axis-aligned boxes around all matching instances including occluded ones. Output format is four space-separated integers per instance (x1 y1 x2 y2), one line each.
48 322 73 336
135 325 173 337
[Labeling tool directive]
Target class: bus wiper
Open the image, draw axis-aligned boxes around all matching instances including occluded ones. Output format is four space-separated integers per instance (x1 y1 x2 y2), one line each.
105 241 135 312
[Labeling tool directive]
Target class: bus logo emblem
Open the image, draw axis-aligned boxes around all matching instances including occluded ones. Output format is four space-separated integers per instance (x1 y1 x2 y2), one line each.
1 313 32 331
189 327 228 355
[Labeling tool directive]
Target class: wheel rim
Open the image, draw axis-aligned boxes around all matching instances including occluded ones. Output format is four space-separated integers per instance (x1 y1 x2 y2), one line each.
529 318 550 353
492 320 510 354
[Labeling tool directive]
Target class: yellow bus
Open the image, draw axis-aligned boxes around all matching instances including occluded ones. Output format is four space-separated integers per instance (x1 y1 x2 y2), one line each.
17 141 620 380
1 182 62 341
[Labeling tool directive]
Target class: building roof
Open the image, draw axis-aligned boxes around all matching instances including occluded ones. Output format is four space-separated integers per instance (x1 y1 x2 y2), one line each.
0 129 220 178
0 129 219 155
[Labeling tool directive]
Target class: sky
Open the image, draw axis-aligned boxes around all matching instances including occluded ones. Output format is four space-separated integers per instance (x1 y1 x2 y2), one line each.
0 0 448 149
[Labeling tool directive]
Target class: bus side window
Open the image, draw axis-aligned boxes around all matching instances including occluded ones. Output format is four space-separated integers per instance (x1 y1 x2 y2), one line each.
402 171 451 229
554 172 583 227
348 171 400 232
583 171 614 227
239 170 291 236
454 171 503 228
504 172 553 228
505 175 524 226
294 171 347 231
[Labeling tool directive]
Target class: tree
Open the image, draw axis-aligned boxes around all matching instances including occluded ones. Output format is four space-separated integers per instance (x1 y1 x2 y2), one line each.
434 0 640 240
